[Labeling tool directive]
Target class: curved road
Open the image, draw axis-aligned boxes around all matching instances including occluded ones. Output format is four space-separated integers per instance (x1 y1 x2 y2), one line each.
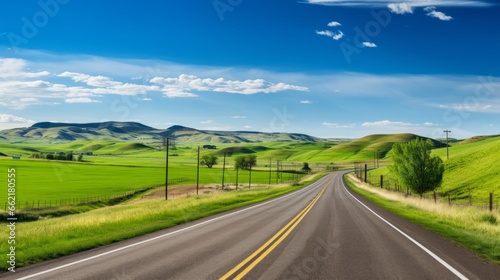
3 172 499 279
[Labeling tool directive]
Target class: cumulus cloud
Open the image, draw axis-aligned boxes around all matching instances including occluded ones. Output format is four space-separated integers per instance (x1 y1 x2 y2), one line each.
300 100 312 104
362 42 377 48
0 114 35 124
150 74 308 98
0 57 308 108
0 58 50 78
388 3 413 14
424 6 453 21
316 30 344 40
327 21 341 27
0 114 36 130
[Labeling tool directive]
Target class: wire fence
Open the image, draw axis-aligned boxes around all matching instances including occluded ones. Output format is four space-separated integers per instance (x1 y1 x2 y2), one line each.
354 170 499 212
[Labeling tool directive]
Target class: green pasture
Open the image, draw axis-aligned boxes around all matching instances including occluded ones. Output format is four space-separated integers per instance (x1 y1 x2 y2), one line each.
0 157 303 204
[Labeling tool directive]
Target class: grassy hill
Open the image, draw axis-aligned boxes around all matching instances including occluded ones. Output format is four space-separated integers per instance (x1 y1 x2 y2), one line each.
369 135 500 199
303 133 445 162
0 122 322 144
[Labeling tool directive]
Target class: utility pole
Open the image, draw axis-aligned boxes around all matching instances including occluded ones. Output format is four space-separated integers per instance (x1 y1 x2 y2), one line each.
249 165 252 189
444 130 451 159
196 146 200 195
268 158 272 185
236 166 239 190
164 137 169 200
222 152 226 189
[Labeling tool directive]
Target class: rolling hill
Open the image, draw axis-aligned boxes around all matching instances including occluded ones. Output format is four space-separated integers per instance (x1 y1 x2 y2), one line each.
0 122 321 144
302 133 447 161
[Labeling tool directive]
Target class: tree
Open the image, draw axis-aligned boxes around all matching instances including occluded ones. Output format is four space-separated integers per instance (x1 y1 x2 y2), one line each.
200 154 218 168
301 162 312 173
234 155 257 170
77 155 83 162
389 138 444 197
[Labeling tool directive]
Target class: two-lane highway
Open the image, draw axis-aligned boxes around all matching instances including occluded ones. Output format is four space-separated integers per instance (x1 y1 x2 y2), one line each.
3 172 499 279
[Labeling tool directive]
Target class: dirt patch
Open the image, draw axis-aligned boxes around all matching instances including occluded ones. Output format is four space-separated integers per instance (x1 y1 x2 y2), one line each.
141 183 278 200
142 184 221 200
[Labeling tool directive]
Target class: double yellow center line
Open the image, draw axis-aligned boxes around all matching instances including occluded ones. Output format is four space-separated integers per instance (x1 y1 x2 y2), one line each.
220 177 333 280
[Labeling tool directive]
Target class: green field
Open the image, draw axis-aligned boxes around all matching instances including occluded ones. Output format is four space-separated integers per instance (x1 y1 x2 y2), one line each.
1 133 499 211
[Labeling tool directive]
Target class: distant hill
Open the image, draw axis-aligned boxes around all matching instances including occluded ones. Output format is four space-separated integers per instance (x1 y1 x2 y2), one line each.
0 122 321 144
305 133 446 161
459 134 500 144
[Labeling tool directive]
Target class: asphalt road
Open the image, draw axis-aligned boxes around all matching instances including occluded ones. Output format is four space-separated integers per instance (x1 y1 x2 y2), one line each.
2 172 499 279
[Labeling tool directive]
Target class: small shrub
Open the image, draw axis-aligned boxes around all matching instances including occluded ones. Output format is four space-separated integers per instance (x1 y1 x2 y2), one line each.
478 214 497 225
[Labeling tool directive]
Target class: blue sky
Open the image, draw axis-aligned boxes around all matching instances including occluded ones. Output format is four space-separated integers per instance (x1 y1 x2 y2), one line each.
0 0 498 139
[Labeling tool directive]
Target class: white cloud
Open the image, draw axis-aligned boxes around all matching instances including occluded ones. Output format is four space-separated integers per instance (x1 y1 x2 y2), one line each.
150 74 308 97
327 21 341 27
322 122 355 128
231 116 247 119
0 114 36 130
316 30 335 37
362 42 377 48
142 98 152 101
423 122 439 126
0 114 35 124
332 30 344 40
362 120 441 127
58 71 159 95
0 58 50 78
362 120 417 127
300 100 312 104
316 30 344 40
200 120 213 124
65 97 100 103
388 3 413 14
0 56 309 108
438 103 497 113
244 125 253 129
305 0 492 8
424 6 453 21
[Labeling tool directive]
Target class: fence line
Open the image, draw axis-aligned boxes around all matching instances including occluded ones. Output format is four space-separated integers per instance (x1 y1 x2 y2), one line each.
355 172 498 212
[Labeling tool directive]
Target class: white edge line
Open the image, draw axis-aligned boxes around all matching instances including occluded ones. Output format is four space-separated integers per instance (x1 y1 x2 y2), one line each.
17 176 331 280
340 175 469 280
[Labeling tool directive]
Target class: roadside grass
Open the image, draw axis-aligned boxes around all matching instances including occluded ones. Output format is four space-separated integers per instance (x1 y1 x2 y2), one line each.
345 174 500 265
0 173 325 270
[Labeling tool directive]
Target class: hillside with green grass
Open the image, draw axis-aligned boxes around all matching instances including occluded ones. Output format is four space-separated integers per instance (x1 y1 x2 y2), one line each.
0 122 322 144
305 133 446 162
368 135 500 199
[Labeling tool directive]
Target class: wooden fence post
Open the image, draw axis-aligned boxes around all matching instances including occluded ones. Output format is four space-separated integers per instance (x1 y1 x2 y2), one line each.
490 193 493 212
